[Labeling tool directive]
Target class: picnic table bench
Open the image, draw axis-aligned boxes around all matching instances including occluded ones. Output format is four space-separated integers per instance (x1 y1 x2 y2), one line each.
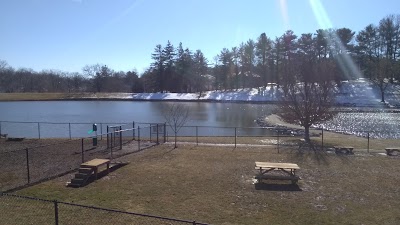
81 158 110 180
67 158 111 187
255 162 300 185
385 148 400 156
334 146 354 155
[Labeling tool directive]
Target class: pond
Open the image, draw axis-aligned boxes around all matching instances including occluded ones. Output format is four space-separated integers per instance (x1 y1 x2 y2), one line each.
0 101 399 139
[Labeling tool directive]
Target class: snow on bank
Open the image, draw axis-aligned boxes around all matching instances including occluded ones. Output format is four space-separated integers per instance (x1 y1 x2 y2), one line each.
115 79 400 107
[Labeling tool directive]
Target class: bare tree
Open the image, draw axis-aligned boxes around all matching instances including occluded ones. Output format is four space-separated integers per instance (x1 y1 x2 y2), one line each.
163 103 190 148
279 61 337 144
371 58 390 102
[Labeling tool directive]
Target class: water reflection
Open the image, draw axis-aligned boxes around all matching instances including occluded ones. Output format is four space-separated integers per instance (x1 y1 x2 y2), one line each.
319 112 400 139
1 101 398 139
0 101 276 137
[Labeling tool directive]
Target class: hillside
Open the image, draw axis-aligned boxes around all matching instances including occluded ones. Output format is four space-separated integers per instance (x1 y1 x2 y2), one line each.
1 79 400 107
130 79 400 107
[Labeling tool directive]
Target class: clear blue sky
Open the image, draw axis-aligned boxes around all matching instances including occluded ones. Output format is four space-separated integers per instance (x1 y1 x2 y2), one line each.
0 0 399 74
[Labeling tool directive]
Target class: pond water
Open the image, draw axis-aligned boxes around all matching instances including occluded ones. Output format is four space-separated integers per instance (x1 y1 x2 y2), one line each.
0 101 277 138
0 101 399 139
319 110 400 139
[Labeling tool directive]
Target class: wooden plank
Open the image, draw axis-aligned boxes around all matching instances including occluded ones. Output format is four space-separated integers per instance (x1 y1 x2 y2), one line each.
81 158 110 167
255 174 299 181
334 146 354 150
255 162 300 170
385 147 400 151
254 167 292 172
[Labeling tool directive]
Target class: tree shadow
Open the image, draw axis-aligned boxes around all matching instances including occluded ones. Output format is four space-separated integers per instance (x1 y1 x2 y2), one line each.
254 182 302 192
81 163 129 187
333 152 353 164
290 142 331 166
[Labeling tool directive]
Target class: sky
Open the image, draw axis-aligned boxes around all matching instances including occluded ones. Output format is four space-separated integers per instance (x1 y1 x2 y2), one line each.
0 0 399 74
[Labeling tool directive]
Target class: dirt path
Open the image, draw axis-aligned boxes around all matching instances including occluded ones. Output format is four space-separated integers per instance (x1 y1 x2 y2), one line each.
262 114 303 129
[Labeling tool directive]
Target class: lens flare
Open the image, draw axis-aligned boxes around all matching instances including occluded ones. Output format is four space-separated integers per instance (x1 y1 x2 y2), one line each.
279 0 290 30
309 0 382 105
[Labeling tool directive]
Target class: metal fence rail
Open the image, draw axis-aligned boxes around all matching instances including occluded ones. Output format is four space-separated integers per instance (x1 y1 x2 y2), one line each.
0 193 210 225
1 122 399 192
0 125 165 192
0 121 137 139
162 125 400 153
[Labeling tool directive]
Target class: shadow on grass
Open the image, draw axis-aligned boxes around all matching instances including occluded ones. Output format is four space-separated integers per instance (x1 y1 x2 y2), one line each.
80 163 129 187
289 149 331 166
254 182 302 192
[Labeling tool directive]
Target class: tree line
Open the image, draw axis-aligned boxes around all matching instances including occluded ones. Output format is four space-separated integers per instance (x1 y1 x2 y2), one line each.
0 14 399 95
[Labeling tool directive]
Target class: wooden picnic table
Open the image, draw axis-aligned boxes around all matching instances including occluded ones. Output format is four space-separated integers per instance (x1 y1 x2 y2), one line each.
334 146 354 155
255 162 300 184
385 147 400 156
81 159 110 180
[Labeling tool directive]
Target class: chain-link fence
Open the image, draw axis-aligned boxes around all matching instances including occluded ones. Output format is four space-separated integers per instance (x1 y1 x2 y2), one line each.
0 125 164 192
160 125 400 153
0 121 137 139
1 122 399 192
0 193 210 225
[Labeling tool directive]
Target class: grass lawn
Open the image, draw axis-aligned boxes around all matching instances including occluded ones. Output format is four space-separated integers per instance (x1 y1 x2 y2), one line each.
6 143 400 225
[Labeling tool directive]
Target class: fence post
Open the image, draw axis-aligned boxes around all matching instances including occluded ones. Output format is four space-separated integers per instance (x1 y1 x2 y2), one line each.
138 126 141 150
149 124 152 142
25 148 30 184
132 121 135 140
107 126 109 149
0 121 2 136
54 200 59 225
164 123 166 143
111 132 114 149
156 124 159 145
321 128 324 151
38 122 41 139
81 138 84 163
367 132 370 153
113 128 116 147
234 127 237 148
68 123 71 139
110 133 114 160
119 126 122 150
277 130 280 154
196 126 198 146
100 123 103 141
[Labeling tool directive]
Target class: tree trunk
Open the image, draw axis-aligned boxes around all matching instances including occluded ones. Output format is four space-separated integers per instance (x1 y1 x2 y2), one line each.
381 91 385 103
174 123 178 148
304 125 310 142
174 132 177 148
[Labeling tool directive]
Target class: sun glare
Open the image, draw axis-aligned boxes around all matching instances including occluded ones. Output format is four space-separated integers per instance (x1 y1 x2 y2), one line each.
279 0 290 30
309 0 380 103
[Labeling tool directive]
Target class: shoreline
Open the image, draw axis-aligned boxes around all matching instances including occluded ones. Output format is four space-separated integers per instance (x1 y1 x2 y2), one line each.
0 97 281 104
0 92 394 109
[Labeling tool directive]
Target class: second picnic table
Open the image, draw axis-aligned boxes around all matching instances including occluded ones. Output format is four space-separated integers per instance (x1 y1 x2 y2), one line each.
255 162 300 184
81 158 110 180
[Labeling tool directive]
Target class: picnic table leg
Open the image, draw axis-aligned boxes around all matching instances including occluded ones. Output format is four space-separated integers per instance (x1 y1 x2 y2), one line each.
107 163 110 174
257 168 262 183
94 168 98 180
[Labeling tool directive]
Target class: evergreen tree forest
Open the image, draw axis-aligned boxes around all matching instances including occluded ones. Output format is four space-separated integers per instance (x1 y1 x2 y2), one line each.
1 15 399 94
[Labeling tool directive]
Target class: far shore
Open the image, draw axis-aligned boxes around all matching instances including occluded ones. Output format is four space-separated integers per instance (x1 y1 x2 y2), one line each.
0 92 394 109
0 92 280 104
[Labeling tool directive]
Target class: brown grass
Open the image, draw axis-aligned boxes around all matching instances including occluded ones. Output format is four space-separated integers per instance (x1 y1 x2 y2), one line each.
9 143 400 225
